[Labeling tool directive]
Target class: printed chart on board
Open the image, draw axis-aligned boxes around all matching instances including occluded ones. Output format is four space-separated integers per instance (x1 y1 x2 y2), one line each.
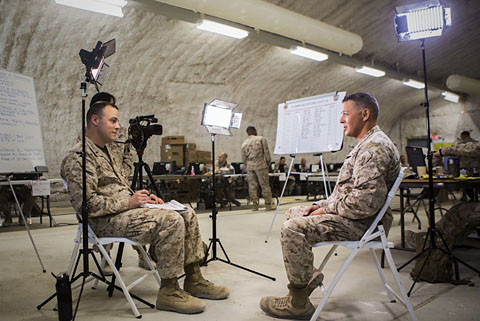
274 92 345 155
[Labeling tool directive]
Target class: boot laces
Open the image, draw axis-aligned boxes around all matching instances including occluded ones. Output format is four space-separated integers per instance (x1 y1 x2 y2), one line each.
273 296 290 308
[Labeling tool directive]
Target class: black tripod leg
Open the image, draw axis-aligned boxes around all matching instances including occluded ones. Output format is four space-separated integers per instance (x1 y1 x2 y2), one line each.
144 164 162 198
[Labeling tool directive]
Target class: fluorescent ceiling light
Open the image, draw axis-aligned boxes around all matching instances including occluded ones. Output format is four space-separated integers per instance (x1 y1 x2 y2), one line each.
394 0 452 41
355 66 385 77
442 91 460 103
402 79 425 89
196 20 249 39
290 47 328 62
55 0 127 17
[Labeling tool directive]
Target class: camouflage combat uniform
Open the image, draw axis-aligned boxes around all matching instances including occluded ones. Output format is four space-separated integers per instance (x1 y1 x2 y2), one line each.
436 202 480 244
281 126 400 285
443 141 480 171
61 137 204 279
241 135 273 205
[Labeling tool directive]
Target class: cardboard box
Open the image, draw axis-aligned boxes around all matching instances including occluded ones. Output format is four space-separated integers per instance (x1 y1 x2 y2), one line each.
184 143 197 165
161 144 184 166
196 150 212 163
162 135 185 145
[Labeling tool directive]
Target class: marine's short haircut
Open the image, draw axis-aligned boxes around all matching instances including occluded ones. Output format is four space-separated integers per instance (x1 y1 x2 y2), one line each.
246 126 256 133
90 92 116 107
343 92 379 120
86 101 118 126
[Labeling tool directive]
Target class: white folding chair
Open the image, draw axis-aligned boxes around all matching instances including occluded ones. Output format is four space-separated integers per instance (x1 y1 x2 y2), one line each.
67 223 161 318
310 167 417 321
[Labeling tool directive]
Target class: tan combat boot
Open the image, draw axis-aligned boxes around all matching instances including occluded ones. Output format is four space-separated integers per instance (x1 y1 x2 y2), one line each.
259 284 314 320
184 263 230 300
156 278 206 314
252 200 259 211
265 200 276 211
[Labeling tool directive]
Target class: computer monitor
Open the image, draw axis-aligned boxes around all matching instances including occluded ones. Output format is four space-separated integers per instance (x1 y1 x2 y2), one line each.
293 164 301 172
310 164 319 172
152 162 167 175
405 146 426 176
278 164 286 173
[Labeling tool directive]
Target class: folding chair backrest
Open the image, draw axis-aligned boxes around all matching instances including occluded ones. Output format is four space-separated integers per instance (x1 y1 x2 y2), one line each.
360 167 406 241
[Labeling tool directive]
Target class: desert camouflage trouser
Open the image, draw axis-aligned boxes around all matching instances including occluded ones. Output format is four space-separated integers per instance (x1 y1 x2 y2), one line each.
247 168 272 204
90 207 204 279
281 206 365 285
437 202 480 243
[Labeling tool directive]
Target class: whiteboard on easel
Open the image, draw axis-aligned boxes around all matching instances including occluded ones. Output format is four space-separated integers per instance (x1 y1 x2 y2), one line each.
274 92 345 155
0 69 46 173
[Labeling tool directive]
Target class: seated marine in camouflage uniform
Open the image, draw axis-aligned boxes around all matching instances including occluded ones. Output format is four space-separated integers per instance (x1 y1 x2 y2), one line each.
260 92 400 319
61 101 229 315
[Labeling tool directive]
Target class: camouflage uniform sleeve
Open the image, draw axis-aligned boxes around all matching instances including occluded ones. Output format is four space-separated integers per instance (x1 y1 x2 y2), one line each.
262 137 271 164
241 143 247 168
122 143 134 178
325 147 388 220
443 142 480 158
64 152 130 218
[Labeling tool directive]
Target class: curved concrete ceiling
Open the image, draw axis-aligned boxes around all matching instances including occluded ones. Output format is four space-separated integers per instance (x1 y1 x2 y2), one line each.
0 0 478 172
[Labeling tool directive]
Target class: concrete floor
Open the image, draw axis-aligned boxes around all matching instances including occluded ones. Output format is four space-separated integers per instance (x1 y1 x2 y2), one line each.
1 196 479 321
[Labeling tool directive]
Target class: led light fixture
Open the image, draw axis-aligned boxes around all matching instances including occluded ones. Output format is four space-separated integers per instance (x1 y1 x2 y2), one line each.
290 46 328 62
394 0 451 41
442 91 460 103
197 20 249 39
355 66 385 77
402 79 425 89
55 0 127 17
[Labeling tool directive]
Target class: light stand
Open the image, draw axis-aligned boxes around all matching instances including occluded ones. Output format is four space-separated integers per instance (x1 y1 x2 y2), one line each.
393 2 480 294
38 40 151 320
201 101 275 281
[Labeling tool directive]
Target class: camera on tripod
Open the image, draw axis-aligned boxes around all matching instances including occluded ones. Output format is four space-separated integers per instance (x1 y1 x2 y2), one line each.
128 114 163 151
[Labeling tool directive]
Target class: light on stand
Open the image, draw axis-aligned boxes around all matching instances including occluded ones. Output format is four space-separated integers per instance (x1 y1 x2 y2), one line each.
392 1 477 297
394 0 451 41
197 20 249 39
55 0 127 17
290 46 328 62
201 99 242 136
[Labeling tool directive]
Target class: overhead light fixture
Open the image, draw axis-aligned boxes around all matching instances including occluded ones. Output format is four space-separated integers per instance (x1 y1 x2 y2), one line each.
402 79 425 89
394 0 451 41
355 66 385 77
290 46 328 62
196 19 249 39
441 91 460 103
55 0 127 17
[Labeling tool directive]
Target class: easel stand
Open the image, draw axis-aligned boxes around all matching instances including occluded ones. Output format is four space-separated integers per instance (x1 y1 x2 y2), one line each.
204 134 275 281
316 153 331 198
6 177 46 272
265 154 295 243
397 40 480 295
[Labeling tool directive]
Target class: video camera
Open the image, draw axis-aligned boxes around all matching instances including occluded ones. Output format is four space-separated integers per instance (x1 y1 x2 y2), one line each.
128 114 163 152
